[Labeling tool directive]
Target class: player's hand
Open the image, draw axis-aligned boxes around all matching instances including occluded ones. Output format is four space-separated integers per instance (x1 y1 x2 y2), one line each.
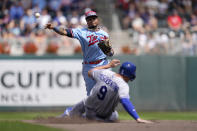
109 59 120 68
44 23 54 29
136 118 153 124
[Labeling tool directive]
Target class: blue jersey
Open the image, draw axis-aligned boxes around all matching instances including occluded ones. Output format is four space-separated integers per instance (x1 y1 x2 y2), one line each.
71 28 109 62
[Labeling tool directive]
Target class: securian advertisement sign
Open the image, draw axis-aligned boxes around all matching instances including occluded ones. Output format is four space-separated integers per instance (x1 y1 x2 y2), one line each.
0 59 86 106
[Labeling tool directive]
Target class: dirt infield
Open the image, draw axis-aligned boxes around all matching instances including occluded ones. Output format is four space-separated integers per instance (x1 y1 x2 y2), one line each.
24 117 197 131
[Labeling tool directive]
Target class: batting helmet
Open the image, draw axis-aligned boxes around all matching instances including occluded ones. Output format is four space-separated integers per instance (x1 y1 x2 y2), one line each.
119 61 136 81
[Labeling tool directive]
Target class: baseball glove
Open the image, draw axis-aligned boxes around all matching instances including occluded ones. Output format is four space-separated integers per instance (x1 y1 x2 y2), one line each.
98 40 114 56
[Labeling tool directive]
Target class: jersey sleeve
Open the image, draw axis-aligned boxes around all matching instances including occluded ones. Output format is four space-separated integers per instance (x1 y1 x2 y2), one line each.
105 32 109 38
70 28 82 39
118 83 130 99
91 69 103 81
100 31 109 41
103 31 109 39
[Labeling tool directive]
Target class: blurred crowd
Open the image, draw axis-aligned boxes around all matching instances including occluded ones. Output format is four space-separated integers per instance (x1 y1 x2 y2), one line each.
0 0 197 56
0 0 95 34
0 0 94 55
115 0 197 31
115 0 197 55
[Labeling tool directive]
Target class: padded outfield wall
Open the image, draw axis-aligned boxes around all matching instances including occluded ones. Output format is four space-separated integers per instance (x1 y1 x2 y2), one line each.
0 55 196 111
113 55 186 111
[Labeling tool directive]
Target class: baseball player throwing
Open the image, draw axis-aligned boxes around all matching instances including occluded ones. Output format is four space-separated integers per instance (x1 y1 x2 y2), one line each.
45 10 114 96
62 59 152 123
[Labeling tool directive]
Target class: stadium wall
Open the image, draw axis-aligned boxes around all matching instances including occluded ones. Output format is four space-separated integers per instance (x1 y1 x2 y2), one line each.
0 55 196 111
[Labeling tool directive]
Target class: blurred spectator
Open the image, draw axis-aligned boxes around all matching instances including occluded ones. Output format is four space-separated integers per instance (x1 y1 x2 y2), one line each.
0 9 10 27
145 12 158 31
68 11 80 28
21 0 32 10
132 13 144 32
122 3 136 29
190 13 197 26
53 10 67 26
9 1 24 21
31 4 42 15
144 0 159 15
167 10 182 31
32 0 46 10
79 15 87 27
20 9 36 30
9 20 21 36
116 0 130 11
181 17 190 30
60 0 73 16
49 0 62 11
157 0 168 15
183 0 192 14
115 0 131 29
37 9 51 28
139 7 149 25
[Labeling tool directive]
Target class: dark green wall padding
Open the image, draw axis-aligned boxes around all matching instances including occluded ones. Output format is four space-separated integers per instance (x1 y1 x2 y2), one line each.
113 55 196 111
186 57 197 110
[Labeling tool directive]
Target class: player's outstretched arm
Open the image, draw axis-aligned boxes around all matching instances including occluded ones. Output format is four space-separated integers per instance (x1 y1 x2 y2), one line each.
120 98 153 124
88 59 120 77
45 23 68 36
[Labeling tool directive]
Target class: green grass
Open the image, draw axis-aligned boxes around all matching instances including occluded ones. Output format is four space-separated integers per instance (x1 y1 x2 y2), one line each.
119 111 197 120
0 112 67 131
0 112 61 120
1 111 197 121
0 121 65 131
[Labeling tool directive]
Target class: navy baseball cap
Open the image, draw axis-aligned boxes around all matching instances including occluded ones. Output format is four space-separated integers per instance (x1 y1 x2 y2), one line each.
85 11 98 19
